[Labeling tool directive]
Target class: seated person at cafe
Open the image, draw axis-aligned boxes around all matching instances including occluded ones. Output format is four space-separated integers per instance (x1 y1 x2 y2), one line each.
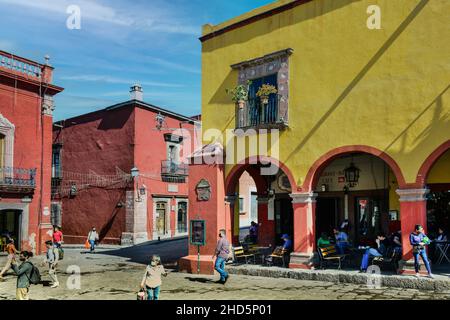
333 228 349 254
281 234 292 252
360 233 390 272
431 227 448 262
317 232 331 248
248 221 259 244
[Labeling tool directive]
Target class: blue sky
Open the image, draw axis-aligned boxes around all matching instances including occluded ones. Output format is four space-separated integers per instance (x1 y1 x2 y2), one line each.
0 0 273 120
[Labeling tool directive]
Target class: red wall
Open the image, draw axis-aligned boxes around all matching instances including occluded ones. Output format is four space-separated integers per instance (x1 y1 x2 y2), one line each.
55 103 196 244
0 69 61 253
53 107 135 244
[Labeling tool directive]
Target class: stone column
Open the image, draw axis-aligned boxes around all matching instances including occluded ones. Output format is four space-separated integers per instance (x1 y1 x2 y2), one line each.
289 192 317 269
121 185 148 245
256 196 274 247
396 188 429 274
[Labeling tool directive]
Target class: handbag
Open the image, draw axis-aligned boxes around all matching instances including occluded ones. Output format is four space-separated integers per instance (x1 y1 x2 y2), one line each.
137 288 146 300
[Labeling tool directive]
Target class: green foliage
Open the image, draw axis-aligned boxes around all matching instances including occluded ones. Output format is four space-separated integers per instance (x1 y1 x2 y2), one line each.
226 81 252 103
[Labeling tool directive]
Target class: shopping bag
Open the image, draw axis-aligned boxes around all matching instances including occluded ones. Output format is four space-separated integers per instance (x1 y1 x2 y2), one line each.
84 240 90 249
137 288 146 300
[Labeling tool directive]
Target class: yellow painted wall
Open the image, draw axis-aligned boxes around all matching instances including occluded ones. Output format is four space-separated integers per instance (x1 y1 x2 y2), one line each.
201 0 450 187
427 149 450 184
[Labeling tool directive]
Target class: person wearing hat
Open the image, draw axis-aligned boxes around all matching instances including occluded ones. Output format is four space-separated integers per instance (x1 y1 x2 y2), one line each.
87 227 99 253
281 234 292 251
409 225 433 278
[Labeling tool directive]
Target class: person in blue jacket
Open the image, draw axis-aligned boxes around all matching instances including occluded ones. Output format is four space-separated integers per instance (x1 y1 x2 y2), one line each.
410 225 433 279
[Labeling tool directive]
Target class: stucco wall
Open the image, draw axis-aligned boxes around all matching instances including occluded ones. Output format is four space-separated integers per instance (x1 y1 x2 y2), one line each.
201 0 450 187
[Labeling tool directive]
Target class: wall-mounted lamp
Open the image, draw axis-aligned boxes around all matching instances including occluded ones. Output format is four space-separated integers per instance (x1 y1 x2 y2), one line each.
321 184 328 192
139 186 146 196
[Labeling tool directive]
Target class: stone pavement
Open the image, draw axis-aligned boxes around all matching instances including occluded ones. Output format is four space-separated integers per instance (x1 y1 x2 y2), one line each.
0 247 449 300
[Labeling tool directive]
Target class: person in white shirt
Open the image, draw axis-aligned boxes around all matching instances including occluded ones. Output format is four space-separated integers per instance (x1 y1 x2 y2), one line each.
87 227 99 253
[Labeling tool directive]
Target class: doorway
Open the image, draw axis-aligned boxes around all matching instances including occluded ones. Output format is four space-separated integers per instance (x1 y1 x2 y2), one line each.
316 197 340 240
155 202 167 236
274 197 293 245
355 197 385 245
0 210 22 250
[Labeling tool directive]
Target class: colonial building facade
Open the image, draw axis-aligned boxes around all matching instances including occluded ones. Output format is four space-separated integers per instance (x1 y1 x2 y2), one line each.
180 0 450 274
52 86 200 245
0 50 63 254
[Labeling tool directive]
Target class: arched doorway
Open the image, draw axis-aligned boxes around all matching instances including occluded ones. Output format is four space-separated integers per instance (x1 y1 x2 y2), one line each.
303 146 406 252
225 157 295 247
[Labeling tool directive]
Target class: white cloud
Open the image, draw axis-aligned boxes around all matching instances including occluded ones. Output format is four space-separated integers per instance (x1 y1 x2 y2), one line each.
59 74 185 88
0 0 199 35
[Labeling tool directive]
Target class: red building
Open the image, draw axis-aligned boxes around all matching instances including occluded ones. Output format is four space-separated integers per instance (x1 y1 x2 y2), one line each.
52 85 200 245
0 50 63 254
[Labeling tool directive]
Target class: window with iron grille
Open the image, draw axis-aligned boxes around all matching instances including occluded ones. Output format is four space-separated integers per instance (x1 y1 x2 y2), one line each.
51 203 62 227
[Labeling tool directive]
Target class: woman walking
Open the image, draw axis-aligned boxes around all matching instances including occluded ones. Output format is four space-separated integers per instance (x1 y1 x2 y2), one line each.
410 224 434 278
0 239 19 280
140 255 167 300
87 227 99 252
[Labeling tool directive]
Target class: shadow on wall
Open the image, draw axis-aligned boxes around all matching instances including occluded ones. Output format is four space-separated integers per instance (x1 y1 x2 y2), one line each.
284 0 430 163
98 187 129 242
201 0 362 53
97 105 133 130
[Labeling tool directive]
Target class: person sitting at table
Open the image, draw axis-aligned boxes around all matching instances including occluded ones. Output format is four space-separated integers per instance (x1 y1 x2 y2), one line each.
431 227 448 262
359 233 390 272
390 230 402 255
333 227 349 254
317 232 331 248
248 221 259 244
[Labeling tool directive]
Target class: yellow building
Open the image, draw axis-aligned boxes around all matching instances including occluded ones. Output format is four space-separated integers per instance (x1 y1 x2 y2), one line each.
181 0 449 274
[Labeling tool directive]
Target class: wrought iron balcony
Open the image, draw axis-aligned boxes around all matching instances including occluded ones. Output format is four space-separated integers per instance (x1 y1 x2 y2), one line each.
235 94 288 130
0 167 36 193
161 161 188 183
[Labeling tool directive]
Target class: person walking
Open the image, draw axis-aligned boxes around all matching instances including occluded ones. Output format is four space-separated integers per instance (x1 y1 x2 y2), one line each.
0 239 19 280
52 226 63 248
43 240 59 288
140 255 167 300
410 224 434 279
11 251 34 300
87 227 99 252
212 229 230 284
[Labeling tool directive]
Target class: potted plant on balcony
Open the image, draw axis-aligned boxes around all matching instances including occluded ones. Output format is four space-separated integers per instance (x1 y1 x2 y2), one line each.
256 84 277 105
226 81 251 109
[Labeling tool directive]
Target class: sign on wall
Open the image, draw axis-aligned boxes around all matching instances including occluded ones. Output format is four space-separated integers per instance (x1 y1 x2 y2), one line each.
190 219 206 246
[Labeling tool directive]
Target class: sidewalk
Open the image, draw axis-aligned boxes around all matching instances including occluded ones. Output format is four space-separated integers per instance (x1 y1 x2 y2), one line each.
227 264 450 291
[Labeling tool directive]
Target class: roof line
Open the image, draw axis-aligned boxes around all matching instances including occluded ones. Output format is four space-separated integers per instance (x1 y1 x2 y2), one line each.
200 0 312 42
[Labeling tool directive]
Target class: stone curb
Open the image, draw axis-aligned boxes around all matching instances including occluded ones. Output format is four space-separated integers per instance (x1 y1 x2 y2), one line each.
227 265 450 291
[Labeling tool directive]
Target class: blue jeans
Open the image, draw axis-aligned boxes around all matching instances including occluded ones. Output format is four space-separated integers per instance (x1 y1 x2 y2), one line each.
336 243 348 255
146 286 160 300
89 240 95 251
360 248 383 270
215 257 228 281
413 248 432 274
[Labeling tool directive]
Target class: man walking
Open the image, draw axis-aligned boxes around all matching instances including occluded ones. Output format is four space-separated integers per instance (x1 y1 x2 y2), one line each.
43 240 59 288
211 229 230 284
0 239 19 280
87 227 99 252
11 251 34 300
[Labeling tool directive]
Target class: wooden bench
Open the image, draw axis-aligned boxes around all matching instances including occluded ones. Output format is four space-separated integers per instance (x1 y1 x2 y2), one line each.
371 247 401 274
317 245 348 270
232 246 255 264
265 247 289 267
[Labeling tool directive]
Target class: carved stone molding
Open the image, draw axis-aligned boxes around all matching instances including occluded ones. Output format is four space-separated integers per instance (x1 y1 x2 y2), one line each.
396 188 429 202
42 95 55 116
0 113 15 169
290 192 318 204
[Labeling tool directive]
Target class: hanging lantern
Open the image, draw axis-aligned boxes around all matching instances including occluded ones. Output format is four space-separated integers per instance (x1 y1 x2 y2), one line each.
344 162 360 187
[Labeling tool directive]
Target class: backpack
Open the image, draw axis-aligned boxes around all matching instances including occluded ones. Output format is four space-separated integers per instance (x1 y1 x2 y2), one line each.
25 262 42 285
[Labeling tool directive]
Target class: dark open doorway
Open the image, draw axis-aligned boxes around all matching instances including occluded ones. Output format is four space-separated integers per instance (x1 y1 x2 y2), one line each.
0 209 22 250
274 196 293 245
316 197 340 240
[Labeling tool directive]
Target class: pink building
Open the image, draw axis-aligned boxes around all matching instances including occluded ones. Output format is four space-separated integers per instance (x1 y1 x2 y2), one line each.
52 85 200 245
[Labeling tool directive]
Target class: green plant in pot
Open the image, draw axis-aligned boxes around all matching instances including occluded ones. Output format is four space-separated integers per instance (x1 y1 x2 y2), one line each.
226 81 251 109
256 84 277 105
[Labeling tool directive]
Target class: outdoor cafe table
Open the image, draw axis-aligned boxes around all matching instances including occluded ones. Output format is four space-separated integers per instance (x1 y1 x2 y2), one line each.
253 246 272 264
434 241 450 265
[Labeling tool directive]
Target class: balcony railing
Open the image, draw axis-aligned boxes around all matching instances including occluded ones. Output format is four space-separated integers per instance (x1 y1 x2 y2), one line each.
235 94 287 130
0 167 37 192
0 50 43 79
161 161 188 177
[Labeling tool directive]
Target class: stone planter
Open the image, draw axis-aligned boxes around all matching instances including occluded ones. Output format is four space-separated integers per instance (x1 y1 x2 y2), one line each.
237 100 246 109
260 96 269 105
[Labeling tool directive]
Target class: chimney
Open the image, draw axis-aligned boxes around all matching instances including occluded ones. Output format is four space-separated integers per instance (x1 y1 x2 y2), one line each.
130 84 143 101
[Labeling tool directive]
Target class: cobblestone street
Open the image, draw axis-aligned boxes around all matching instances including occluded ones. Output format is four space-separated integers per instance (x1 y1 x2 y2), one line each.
0 241 449 300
